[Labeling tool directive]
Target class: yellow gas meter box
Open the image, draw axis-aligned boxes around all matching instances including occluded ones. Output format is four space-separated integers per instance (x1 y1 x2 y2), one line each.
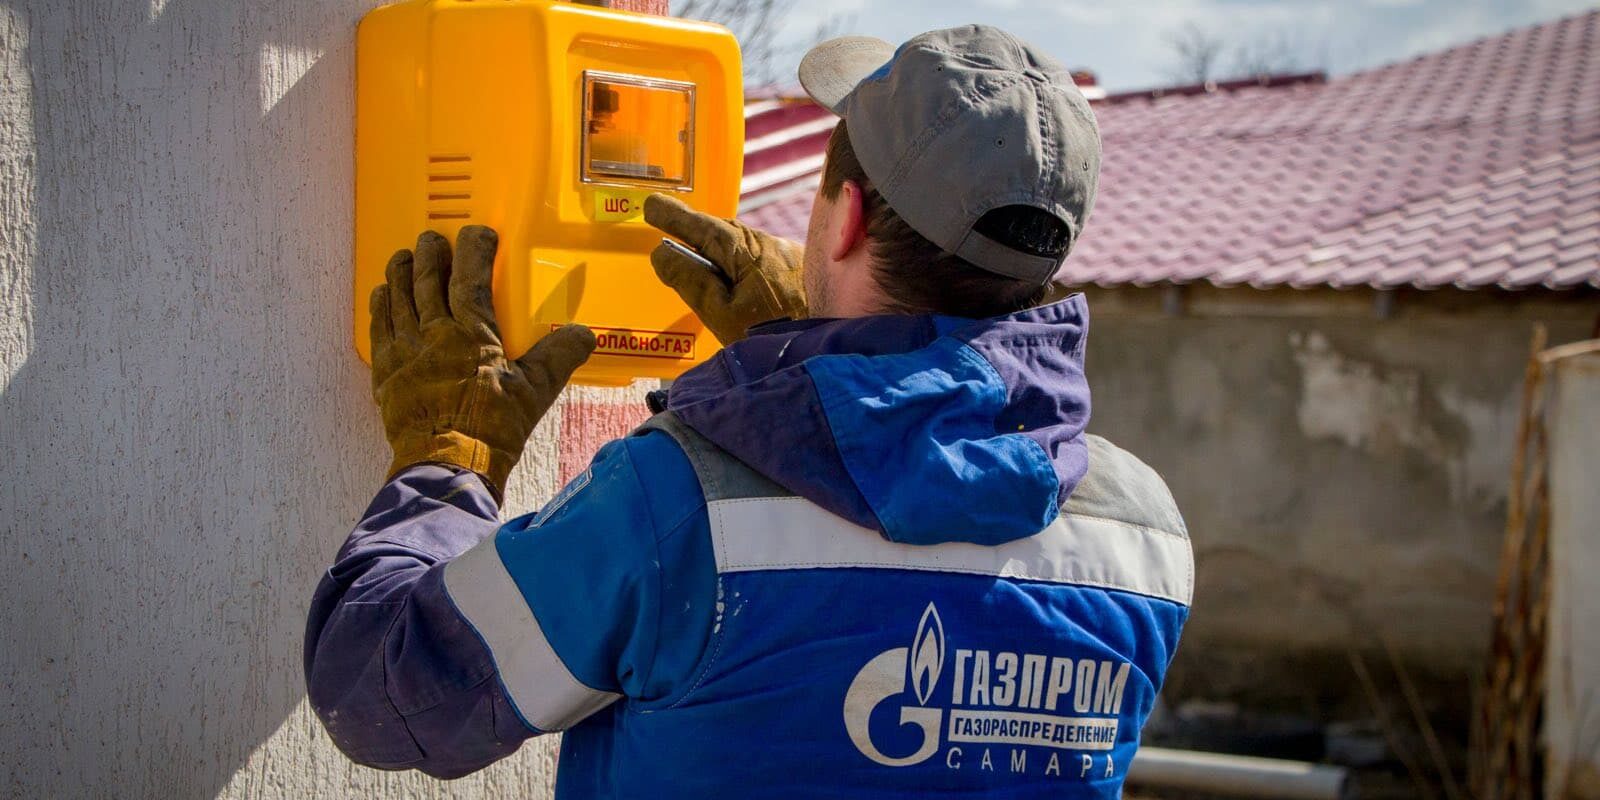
354 0 744 385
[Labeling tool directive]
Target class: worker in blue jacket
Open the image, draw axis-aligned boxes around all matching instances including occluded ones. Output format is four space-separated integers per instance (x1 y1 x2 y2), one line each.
305 25 1191 798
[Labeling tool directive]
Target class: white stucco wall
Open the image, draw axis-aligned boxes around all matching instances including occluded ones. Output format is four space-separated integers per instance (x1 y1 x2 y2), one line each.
0 1 597 795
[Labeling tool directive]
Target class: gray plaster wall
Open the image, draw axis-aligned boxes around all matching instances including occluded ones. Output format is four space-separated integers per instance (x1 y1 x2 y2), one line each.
0 1 591 796
1081 296 1594 694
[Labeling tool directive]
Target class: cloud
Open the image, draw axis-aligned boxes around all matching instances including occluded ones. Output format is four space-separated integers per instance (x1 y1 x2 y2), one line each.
1044 2 1120 24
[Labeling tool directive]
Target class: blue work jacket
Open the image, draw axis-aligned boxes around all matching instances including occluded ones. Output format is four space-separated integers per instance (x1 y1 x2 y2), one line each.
303 295 1192 797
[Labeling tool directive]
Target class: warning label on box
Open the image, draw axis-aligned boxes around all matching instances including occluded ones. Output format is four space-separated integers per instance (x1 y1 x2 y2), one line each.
593 189 647 223
558 325 696 361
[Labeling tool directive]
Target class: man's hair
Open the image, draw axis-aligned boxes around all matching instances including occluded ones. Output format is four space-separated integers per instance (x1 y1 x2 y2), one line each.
818 121 1068 318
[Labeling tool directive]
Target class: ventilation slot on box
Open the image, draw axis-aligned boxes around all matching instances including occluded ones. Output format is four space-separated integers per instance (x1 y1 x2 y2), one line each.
426 154 473 220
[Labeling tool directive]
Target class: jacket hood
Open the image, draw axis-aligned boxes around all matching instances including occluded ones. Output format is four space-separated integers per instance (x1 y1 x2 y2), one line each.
664 294 1092 546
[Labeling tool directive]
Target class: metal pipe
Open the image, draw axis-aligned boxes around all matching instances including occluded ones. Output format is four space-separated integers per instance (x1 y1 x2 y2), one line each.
1128 746 1352 800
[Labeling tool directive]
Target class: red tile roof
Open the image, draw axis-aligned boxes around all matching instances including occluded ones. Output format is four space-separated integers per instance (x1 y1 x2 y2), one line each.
739 10 1600 291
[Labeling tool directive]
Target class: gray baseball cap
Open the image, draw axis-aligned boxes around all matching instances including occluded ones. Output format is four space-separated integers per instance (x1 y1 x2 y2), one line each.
798 25 1101 285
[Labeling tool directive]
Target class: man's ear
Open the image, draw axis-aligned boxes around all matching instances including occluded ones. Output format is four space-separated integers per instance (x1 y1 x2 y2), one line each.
827 179 868 263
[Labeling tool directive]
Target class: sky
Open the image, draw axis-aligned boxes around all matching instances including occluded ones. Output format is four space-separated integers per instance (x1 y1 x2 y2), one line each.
745 0 1596 92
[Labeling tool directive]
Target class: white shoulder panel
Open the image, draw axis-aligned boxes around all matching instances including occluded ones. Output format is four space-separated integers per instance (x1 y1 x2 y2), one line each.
443 541 621 731
708 497 1193 606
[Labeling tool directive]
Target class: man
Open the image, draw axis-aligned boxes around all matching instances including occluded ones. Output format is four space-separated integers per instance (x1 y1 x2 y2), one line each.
305 25 1191 798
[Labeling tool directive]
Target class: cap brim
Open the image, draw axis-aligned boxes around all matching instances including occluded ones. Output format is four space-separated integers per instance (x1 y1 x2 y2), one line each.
798 35 895 114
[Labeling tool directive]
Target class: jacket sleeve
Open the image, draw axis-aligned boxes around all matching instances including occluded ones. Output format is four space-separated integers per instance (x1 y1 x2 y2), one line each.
303 432 714 779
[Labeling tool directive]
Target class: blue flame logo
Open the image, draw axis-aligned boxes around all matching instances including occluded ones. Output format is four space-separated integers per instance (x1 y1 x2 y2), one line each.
910 603 944 706
845 602 948 766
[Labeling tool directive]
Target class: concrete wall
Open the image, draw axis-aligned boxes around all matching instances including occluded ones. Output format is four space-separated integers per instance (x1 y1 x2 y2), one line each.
0 1 655 796
1546 348 1600 800
1082 287 1596 701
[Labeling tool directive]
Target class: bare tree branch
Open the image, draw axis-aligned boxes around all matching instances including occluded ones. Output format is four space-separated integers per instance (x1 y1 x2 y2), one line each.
1165 23 1330 86
1231 29 1301 78
1165 22 1224 85
672 0 849 87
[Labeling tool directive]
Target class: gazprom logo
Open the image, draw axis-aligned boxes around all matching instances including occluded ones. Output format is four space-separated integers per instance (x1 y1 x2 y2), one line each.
842 603 945 767
842 602 1136 778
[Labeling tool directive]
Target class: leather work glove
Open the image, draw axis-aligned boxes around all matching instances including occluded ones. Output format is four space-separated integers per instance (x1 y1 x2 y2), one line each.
369 226 596 500
644 193 807 345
